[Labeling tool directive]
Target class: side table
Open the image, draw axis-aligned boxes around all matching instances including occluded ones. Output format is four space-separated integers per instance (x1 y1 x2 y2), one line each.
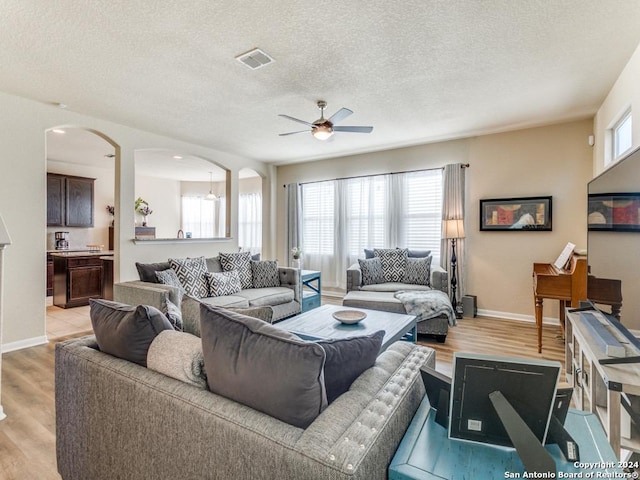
389 395 621 479
301 270 321 312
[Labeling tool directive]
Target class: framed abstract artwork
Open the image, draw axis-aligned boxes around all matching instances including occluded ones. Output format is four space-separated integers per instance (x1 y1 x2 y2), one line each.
588 192 640 232
480 196 552 231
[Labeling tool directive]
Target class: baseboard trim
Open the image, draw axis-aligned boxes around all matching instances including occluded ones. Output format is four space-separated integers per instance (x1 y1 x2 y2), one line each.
477 309 560 326
0 405 6 421
1 335 48 353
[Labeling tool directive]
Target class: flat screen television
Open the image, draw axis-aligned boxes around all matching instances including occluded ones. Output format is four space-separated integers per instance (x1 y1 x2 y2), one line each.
587 145 640 332
449 352 561 447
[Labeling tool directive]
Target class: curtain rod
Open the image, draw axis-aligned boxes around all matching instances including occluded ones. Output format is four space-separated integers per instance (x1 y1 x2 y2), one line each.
283 163 469 188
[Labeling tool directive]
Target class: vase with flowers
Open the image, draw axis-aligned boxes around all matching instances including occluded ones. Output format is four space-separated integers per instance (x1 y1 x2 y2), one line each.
135 197 153 226
291 246 303 269
106 205 115 226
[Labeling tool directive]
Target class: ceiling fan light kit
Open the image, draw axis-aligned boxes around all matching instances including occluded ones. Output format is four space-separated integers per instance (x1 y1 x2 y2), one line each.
279 100 373 141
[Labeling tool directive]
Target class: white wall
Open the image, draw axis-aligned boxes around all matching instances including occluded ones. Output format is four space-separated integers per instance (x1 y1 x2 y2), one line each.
594 41 640 174
0 90 271 349
277 119 593 324
135 175 181 239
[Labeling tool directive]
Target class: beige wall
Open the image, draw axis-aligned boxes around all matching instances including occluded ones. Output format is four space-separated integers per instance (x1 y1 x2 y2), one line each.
277 119 594 323
0 90 272 350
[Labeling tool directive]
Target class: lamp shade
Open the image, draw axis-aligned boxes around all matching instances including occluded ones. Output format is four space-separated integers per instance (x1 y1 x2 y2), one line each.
0 215 11 246
443 219 465 239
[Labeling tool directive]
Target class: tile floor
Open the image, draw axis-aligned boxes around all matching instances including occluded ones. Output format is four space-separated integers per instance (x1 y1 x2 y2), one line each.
46 296 93 340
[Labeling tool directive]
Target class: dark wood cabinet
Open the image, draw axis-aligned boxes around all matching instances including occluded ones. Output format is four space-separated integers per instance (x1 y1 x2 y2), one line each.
53 255 105 308
47 173 95 227
47 254 54 296
47 174 65 226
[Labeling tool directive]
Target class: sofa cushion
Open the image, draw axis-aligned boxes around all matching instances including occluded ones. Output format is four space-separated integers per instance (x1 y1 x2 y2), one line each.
234 287 294 307
250 260 280 288
199 295 249 308
164 297 184 331
200 305 327 429
219 252 253 289
358 257 385 286
205 270 242 296
205 256 223 273
89 298 174 366
404 255 432 286
169 257 209 298
318 330 384 403
136 261 171 283
374 248 408 282
147 330 207 389
364 248 431 259
360 282 432 292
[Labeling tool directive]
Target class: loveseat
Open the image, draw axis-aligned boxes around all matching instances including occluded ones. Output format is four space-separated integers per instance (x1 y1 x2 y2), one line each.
343 249 452 342
114 255 302 333
55 331 435 479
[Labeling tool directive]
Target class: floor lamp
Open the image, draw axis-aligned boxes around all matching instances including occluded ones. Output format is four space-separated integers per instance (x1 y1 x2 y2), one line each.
443 219 464 319
0 214 12 421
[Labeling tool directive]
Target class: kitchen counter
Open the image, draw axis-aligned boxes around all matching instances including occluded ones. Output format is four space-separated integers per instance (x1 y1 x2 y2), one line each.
50 250 114 258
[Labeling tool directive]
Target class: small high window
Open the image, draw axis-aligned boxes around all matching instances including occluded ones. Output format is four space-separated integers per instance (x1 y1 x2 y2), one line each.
612 110 632 163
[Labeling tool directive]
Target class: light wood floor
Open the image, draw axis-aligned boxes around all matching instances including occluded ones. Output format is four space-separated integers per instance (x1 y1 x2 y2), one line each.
0 296 565 479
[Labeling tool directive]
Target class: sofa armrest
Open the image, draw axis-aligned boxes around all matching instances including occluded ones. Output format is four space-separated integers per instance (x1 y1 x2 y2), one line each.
346 263 362 292
278 267 302 303
113 281 183 312
430 264 449 294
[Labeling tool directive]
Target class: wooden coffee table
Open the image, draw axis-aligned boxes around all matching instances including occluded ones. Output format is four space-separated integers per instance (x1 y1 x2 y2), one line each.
276 304 417 351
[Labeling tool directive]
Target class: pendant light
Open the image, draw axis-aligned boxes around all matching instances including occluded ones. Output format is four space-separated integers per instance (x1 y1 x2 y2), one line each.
205 172 217 201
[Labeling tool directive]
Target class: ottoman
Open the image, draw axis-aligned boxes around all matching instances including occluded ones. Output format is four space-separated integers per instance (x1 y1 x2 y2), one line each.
342 290 449 342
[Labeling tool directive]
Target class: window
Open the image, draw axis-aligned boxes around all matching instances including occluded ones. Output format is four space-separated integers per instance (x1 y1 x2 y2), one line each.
238 192 262 254
301 168 443 273
612 110 632 163
181 196 225 238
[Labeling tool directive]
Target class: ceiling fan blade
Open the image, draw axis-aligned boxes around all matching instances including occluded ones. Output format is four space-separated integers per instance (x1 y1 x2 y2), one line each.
328 107 353 124
278 114 314 127
279 130 311 136
333 126 373 133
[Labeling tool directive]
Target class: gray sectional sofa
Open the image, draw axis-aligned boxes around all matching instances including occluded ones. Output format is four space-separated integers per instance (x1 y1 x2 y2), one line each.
55 334 435 480
114 256 302 332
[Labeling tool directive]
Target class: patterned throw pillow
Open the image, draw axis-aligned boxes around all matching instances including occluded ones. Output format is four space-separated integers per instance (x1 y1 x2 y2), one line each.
169 257 209 298
155 269 185 293
358 258 385 286
205 271 242 297
374 248 408 282
219 252 253 289
251 260 280 288
404 256 432 286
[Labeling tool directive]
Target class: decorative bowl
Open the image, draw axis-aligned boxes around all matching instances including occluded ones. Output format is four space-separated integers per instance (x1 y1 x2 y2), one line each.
332 309 367 324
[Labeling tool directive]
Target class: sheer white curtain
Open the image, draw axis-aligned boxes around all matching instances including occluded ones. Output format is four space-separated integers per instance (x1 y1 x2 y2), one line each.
238 192 262 254
301 169 443 289
181 196 215 238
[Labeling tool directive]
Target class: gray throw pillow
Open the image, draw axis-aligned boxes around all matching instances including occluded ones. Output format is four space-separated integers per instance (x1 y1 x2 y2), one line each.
205 270 242 296
155 269 184 293
199 305 327 429
408 249 431 258
169 257 209 298
374 248 408 282
318 331 384 403
89 298 174 366
136 261 171 283
358 257 385 286
250 260 280 288
219 252 253 289
404 255 432 286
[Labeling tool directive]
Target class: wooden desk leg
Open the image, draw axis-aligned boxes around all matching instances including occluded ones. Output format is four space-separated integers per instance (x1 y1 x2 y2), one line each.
559 300 566 338
535 296 543 353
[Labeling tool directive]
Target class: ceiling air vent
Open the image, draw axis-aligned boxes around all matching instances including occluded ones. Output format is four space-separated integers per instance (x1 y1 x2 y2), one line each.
235 48 274 70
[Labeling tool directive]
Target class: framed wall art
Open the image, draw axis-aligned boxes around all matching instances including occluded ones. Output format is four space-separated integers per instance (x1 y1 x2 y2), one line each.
480 196 552 231
588 192 640 232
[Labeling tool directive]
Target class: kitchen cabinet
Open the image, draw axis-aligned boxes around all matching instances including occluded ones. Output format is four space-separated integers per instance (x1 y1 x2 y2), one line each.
47 173 95 227
53 254 106 308
47 253 54 296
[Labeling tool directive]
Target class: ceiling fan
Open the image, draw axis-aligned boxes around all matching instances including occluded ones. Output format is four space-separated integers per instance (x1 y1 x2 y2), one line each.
279 101 373 140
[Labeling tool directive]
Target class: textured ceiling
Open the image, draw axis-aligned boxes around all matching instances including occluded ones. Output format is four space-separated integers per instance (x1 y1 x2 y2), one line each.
3 1 640 165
